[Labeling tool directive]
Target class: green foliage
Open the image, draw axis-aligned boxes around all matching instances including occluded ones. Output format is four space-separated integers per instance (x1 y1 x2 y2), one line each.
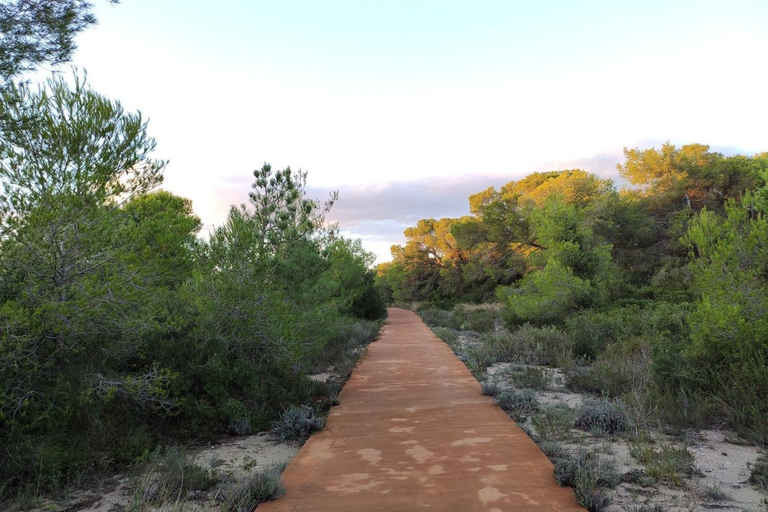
469 324 571 370
684 196 768 442
531 404 576 441
270 405 325 443
748 453 768 491
628 439 696 485
219 463 287 512
506 260 594 325
506 365 552 390
0 1 119 83
0 72 384 497
138 446 218 504
554 450 617 511
574 400 631 435
494 388 539 419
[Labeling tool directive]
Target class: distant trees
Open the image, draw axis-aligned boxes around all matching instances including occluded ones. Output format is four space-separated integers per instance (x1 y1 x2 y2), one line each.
378 143 768 442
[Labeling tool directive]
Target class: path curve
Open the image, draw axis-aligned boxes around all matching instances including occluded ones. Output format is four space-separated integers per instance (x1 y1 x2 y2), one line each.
260 308 584 511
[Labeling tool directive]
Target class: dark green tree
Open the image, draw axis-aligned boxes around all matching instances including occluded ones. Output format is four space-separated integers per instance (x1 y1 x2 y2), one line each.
0 0 118 83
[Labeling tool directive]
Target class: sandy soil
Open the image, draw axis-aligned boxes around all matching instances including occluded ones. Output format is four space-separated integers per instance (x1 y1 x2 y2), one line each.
483 360 767 511
21 434 300 512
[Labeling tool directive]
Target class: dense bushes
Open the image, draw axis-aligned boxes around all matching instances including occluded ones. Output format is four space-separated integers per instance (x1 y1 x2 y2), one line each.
0 78 386 497
396 147 768 445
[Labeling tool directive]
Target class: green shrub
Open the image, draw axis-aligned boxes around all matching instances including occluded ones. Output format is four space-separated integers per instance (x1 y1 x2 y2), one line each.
506 261 594 326
431 326 460 350
748 453 768 491
468 324 571 370
452 305 498 333
554 450 618 511
574 400 631 435
565 303 690 360
698 484 730 502
538 441 570 461
507 366 552 390
495 388 539 419
219 462 287 512
418 307 461 329
628 440 696 485
138 446 218 503
481 381 499 396
532 404 576 441
622 506 665 512
590 337 653 398
270 405 325 442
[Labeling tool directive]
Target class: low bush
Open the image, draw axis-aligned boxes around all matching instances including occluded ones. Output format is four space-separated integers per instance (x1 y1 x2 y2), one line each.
452 304 498 333
507 366 552 390
431 326 460 351
554 450 618 511
628 440 696 485
137 446 218 504
531 404 576 441
538 441 570 461
590 337 653 398
698 484 730 502
219 462 287 512
622 506 665 512
418 307 462 330
748 453 768 491
504 261 594 327
495 388 538 420
270 405 325 442
481 380 499 396
468 324 571 370
574 400 631 435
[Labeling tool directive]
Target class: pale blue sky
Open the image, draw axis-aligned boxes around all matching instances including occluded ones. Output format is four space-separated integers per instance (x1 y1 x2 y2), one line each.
69 0 768 262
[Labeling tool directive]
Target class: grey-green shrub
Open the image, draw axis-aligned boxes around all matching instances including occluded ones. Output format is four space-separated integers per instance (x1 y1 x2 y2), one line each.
469 324 571 370
554 450 618 512
575 400 631 435
139 446 218 503
271 405 325 442
495 388 538 419
219 462 287 512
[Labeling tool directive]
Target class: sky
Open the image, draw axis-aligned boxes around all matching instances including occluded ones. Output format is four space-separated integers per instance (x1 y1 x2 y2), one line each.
68 0 768 263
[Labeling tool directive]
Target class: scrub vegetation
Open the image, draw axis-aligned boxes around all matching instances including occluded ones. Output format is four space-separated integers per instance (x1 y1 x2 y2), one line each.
380 147 768 509
0 4 386 503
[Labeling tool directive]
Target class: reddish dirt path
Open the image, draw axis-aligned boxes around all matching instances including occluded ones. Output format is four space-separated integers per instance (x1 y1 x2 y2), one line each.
259 308 583 511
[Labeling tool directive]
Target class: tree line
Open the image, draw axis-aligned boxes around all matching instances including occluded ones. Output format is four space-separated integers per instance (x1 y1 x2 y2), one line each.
377 143 768 444
0 1 386 497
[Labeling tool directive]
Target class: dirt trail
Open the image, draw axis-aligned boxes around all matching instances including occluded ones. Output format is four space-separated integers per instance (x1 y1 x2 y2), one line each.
259 308 583 511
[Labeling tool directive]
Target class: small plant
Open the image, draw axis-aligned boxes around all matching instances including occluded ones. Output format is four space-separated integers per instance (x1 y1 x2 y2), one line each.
575 399 631 435
621 469 654 486
137 446 218 504
453 305 497 333
532 404 575 441
628 440 696 485
481 380 499 396
494 388 538 419
432 326 460 350
698 483 730 502
508 366 552 390
219 462 287 512
271 405 325 442
469 324 572 370
748 453 768 491
554 450 618 511
538 440 570 461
